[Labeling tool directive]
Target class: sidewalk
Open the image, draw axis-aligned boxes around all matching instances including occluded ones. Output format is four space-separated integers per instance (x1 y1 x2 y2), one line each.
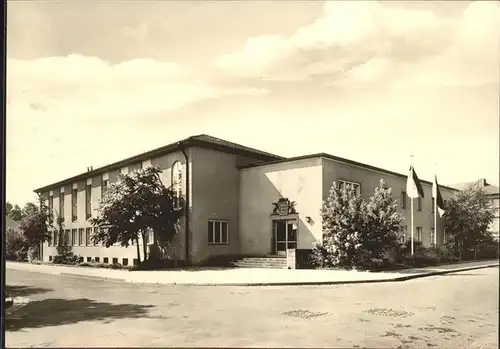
6 260 498 286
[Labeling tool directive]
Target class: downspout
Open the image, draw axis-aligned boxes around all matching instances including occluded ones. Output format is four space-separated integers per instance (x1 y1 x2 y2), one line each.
38 192 43 261
179 142 190 266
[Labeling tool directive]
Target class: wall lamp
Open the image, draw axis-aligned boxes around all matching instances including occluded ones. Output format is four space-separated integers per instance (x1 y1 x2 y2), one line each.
305 216 313 224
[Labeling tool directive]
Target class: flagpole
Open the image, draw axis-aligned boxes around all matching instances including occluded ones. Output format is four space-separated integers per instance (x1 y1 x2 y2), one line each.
411 197 414 255
433 163 437 247
410 154 415 256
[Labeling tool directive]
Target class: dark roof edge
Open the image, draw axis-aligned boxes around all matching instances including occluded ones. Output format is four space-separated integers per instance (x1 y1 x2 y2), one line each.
34 136 283 193
238 153 459 192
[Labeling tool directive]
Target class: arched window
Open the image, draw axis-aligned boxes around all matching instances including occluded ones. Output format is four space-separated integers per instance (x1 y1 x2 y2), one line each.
171 161 183 209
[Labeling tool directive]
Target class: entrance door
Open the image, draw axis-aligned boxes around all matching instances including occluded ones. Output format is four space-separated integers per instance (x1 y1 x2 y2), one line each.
273 220 297 255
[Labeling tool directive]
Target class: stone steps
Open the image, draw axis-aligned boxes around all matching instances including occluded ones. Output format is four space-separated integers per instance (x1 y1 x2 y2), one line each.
231 256 287 269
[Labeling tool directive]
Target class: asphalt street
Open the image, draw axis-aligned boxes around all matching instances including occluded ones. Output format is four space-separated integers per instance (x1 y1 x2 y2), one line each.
5 267 499 348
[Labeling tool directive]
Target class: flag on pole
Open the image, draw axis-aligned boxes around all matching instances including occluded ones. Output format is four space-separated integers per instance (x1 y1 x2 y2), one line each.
406 165 425 199
432 175 445 217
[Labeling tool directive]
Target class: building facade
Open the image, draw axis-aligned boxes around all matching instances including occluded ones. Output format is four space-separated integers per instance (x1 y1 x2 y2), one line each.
36 135 458 266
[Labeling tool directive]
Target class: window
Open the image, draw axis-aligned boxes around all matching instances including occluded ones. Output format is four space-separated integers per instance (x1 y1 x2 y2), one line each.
416 227 423 242
85 184 92 219
336 180 361 195
95 257 100 262
112 258 118 264
72 229 78 246
431 198 435 213
79 228 84 246
101 179 109 198
49 256 52 262
93 227 99 246
430 228 435 246
133 258 139 266
64 230 70 246
122 258 129 266
337 181 344 191
79 257 84 263
208 220 229 244
53 231 59 246
417 197 422 211
401 191 407 209
59 192 65 222
86 227 92 246
48 195 54 223
72 188 78 221
87 257 92 262
48 231 52 246
103 257 109 264
172 161 183 209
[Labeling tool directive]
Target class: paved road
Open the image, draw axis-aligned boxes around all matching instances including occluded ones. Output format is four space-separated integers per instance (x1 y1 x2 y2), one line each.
5 267 499 348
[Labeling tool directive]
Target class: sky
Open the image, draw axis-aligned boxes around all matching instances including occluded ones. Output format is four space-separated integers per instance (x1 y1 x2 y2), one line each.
6 0 500 205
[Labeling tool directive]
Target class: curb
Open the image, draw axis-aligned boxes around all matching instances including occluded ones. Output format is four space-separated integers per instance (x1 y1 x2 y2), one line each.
60 273 125 283
8 263 498 286
388 264 499 282
151 263 499 286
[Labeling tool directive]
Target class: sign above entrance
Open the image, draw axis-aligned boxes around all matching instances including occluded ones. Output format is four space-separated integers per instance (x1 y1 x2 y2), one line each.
272 198 297 216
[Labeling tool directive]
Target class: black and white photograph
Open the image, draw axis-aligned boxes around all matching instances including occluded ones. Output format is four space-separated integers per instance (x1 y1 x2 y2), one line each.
3 0 499 348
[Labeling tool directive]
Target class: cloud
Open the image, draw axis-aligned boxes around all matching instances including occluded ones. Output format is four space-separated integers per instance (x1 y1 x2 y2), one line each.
214 1 500 87
6 55 267 120
6 54 268 204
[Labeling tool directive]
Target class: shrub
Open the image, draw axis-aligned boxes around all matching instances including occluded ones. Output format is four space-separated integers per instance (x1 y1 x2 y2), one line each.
476 240 499 260
399 242 441 267
5 229 29 261
313 179 403 270
356 257 385 271
52 251 81 265
110 262 127 269
413 248 440 267
131 257 177 271
76 261 130 269
310 242 328 268
436 243 460 263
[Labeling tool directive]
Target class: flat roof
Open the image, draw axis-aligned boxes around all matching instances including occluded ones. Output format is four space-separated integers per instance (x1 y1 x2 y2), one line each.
238 152 459 192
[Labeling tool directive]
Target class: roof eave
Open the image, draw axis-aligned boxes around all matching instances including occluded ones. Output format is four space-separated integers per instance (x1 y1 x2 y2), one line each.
239 152 460 192
34 137 283 193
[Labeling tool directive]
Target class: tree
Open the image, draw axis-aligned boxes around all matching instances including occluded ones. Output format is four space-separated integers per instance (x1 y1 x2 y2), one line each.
316 181 366 269
19 195 52 248
6 201 13 216
22 202 39 219
90 166 183 264
5 228 29 261
7 204 23 222
444 183 495 259
312 179 403 270
362 180 402 261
